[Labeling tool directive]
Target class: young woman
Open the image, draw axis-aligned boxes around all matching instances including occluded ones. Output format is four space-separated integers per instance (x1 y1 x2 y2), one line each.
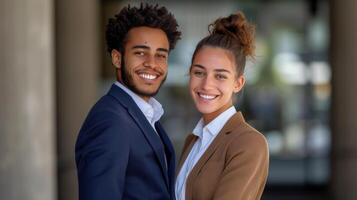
175 12 269 200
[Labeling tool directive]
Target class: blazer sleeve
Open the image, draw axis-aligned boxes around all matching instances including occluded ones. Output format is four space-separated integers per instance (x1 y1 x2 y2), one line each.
212 131 269 200
76 118 130 200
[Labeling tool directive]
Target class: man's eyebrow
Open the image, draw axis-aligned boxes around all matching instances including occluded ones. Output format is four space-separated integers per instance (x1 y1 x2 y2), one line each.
157 48 169 53
132 45 150 50
131 45 169 53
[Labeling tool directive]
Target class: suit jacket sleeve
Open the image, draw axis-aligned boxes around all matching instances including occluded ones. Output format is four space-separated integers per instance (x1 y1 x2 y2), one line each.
212 131 269 200
76 117 130 200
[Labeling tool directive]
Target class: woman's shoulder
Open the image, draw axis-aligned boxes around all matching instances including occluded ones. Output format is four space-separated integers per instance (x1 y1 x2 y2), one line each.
226 114 269 155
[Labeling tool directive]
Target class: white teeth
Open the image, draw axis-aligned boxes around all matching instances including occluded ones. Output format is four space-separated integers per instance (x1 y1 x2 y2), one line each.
199 93 216 100
139 73 157 80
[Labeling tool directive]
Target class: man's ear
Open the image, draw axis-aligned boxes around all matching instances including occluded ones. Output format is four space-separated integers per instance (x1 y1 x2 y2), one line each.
111 49 122 69
233 75 245 93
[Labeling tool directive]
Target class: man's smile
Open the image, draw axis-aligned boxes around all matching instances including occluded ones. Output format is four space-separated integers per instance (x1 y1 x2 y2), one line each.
138 73 158 80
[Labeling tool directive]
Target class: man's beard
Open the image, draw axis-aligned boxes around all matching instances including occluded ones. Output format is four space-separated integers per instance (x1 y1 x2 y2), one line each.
120 59 167 98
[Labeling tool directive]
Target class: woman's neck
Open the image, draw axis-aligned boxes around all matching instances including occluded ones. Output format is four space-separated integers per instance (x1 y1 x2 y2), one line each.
202 102 233 125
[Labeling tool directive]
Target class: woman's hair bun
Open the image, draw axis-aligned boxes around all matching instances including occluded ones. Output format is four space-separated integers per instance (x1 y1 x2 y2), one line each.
210 11 255 57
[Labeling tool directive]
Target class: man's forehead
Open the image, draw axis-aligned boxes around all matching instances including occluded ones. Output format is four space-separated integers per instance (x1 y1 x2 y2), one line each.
125 26 169 49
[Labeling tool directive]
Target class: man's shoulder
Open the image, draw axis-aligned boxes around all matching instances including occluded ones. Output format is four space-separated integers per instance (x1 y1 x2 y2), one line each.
77 85 144 137
76 93 136 145
79 93 132 130
90 92 126 113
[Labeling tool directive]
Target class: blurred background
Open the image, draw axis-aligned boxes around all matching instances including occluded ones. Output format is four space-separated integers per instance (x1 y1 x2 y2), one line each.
1 0 356 199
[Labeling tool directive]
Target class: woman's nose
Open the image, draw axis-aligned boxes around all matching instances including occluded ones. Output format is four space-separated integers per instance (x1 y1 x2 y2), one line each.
200 76 215 90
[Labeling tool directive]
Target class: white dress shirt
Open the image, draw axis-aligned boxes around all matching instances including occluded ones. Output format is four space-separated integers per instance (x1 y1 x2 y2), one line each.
175 106 237 200
114 81 164 130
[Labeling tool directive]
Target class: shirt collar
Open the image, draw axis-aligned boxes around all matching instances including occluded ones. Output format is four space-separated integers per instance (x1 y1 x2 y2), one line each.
192 106 237 138
114 81 164 123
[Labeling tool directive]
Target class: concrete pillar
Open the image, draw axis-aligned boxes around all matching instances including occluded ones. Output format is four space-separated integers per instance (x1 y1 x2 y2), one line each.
55 0 100 200
330 0 357 199
0 0 56 200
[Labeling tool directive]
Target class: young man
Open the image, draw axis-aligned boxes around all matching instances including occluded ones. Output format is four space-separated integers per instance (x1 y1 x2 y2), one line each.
75 4 181 200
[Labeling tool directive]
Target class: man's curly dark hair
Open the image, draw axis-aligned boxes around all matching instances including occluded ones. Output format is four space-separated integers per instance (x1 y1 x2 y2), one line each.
106 3 181 54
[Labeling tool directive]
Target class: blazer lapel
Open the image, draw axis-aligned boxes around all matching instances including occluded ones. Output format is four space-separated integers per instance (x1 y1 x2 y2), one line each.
108 85 169 188
185 112 245 199
176 134 198 176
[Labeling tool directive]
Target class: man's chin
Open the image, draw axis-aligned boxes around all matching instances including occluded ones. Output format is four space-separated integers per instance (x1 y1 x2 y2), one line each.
131 87 161 98
138 89 160 97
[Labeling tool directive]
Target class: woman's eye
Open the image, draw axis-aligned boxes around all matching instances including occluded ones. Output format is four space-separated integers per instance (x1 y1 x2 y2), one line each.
216 74 227 80
193 71 205 77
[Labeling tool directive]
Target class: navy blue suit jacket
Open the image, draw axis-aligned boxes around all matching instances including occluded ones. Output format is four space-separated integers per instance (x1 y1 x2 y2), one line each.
75 84 176 200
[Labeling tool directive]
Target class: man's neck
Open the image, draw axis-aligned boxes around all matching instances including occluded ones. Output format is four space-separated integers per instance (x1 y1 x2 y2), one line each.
117 80 150 102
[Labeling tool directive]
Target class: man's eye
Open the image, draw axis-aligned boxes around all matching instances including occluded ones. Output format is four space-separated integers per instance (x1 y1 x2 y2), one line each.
134 52 145 56
157 54 167 59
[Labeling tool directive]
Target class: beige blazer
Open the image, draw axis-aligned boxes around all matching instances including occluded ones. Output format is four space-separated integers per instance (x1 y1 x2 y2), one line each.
177 112 269 200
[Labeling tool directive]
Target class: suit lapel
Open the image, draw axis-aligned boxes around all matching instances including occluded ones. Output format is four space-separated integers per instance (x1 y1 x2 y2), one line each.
155 122 176 195
185 112 245 199
108 85 169 189
127 109 168 178
155 122 175 166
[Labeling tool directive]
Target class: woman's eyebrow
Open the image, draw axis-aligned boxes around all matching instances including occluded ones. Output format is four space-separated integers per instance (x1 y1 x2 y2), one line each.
191 64 205 69
214 69 231 74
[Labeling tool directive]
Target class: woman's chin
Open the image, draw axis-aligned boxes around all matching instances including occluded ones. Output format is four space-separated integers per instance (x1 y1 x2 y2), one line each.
195 106 216 115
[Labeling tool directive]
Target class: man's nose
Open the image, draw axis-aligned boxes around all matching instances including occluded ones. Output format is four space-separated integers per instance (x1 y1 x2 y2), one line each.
143 55 156 68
